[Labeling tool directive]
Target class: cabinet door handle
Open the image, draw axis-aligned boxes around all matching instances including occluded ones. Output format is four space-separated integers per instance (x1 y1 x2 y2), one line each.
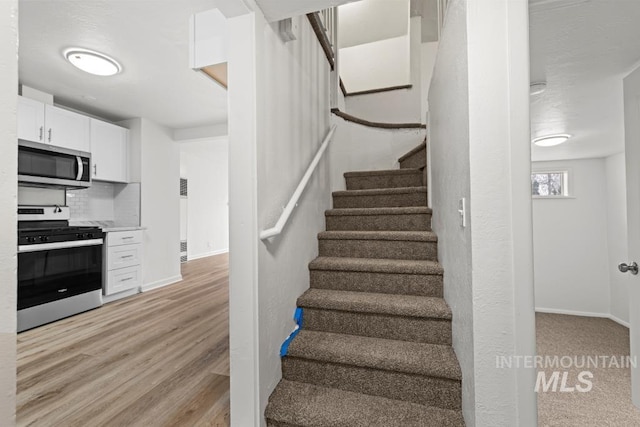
120 277 133 282
39 126 43 141
122 236 134 240
48 128 52 142
93 164 97 176
121 255 133 259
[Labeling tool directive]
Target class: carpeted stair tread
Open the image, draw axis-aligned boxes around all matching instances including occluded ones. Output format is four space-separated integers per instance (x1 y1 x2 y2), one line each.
344 168 422 177
298 289 452 319
309 256 443 275
325 206 432 216
318 230 437 242
265 380 465 427
288 330 462 380
398 141 427 163
333 186 427 197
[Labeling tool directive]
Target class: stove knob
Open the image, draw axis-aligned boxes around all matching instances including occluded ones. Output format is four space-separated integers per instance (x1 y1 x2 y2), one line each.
26 237 36 243
39 236 49 242
76 233 85 239
87 233 94 239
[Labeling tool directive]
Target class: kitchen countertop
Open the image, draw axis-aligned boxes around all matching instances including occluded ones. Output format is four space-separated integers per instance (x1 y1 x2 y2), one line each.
69 221 145 232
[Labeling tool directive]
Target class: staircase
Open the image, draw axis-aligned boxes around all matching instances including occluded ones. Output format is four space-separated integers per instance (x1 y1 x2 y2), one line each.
265 140 465 426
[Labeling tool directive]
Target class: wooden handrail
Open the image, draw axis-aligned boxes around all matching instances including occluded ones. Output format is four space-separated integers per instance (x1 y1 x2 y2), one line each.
331 108 426 129
345 84 413 97
307 12 335 70
260 125 338 240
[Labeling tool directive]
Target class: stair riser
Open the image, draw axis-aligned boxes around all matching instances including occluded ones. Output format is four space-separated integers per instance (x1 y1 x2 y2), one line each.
302 309 452 345
282 358 462 410
310 270 443 297
346 174 423 190
325 213 431 231
399 148 426 169
319 239 437 261
333 192 427 209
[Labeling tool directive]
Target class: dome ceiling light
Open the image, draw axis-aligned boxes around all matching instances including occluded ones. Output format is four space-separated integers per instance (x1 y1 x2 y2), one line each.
64 48 122 76
532 134 571 147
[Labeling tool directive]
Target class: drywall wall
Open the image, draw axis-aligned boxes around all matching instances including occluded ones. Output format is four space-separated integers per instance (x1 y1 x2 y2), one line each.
344 16 423 123
605 153 630 324
338 0 409 49
466 0 536 423
533 159 611 316
255 11 331 425
340 35 410 93
179 138 229 259
429 0 536 424
421 41 438 121
427 0 474 423
329 116 425 192
121 117 181 291
0 1 17 424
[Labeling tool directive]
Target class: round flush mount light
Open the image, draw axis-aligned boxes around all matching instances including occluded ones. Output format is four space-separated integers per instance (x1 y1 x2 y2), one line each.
64 48 122 76
530 81 547 96
532 134 571 147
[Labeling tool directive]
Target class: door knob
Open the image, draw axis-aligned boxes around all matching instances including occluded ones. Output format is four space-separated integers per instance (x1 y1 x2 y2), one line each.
618 262 639 275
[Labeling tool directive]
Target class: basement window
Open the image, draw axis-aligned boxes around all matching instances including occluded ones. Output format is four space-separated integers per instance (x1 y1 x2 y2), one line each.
531 171 569 197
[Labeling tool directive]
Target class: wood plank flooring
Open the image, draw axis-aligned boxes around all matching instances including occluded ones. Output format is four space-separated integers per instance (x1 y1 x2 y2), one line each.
17 254 230 427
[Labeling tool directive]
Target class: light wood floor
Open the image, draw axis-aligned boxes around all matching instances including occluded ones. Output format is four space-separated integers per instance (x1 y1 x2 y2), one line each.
17 254 230 427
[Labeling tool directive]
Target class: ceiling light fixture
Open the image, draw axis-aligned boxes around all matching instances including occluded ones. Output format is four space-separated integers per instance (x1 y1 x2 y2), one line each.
530 81 547 96
532 134 571 147
64 48 122 76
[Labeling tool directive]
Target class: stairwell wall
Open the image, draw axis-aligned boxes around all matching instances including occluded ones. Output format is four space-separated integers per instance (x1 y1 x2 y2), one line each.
0 1 18 424
427 0 475 423
429 0 536 424
253 11 331 426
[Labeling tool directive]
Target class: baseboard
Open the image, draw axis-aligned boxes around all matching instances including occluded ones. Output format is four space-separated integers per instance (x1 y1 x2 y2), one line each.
535 307 630 328
141 274 183 292
188 249 229 260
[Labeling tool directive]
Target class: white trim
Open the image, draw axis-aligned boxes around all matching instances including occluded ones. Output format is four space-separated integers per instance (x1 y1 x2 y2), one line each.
188 249 229 260
141 275 182 292
535 307 630 328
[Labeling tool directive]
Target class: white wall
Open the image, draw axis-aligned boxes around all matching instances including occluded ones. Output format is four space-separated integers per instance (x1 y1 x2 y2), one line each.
428 1 474 423
179 138 229 259
340 35 410 93
122 117 182 291
429 0 536 424
533 159 611 315
329 116 425 191
606 153 629 324
225 5 331 425
338 0 409 49
421 41 438 121
0 1 18 424
256 12 331 424
344 16 423 123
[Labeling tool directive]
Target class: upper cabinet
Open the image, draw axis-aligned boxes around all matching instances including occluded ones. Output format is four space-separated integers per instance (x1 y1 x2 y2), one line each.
90 118 129 183
17 96 90 153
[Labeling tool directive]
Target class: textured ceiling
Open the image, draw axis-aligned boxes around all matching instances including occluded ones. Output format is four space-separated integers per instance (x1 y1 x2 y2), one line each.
529 0 640 161
19 0 227 131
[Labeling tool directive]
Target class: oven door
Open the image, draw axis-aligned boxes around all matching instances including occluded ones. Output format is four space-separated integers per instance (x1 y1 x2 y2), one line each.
18 239 103 310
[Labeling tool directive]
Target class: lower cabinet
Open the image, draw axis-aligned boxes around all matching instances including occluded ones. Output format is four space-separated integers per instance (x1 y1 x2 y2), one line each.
104 230 142 298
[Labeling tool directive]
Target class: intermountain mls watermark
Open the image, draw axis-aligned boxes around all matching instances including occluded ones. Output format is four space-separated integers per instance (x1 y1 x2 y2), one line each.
496 355 637 393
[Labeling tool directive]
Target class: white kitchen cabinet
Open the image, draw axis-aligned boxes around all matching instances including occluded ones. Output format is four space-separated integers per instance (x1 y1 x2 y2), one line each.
104 230 142 297
90 119 129 183
17 96 45 143
17 96 91 153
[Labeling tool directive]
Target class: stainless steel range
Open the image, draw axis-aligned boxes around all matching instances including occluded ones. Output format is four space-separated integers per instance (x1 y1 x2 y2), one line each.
17 206 104 332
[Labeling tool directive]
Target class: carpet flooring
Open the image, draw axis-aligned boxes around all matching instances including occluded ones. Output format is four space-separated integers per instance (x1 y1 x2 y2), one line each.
537 313 640 426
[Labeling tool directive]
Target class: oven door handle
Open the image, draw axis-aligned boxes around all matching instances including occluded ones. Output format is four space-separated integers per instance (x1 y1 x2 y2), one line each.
18 238 104 253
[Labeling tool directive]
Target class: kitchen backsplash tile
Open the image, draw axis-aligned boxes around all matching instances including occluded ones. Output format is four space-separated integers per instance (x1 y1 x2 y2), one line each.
67 182 140 225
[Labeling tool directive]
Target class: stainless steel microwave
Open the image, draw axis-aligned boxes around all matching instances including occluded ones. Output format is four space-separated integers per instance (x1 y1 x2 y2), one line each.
18 140 91 189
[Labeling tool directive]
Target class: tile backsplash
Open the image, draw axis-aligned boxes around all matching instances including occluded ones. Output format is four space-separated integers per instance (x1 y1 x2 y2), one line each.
67 182 140 226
